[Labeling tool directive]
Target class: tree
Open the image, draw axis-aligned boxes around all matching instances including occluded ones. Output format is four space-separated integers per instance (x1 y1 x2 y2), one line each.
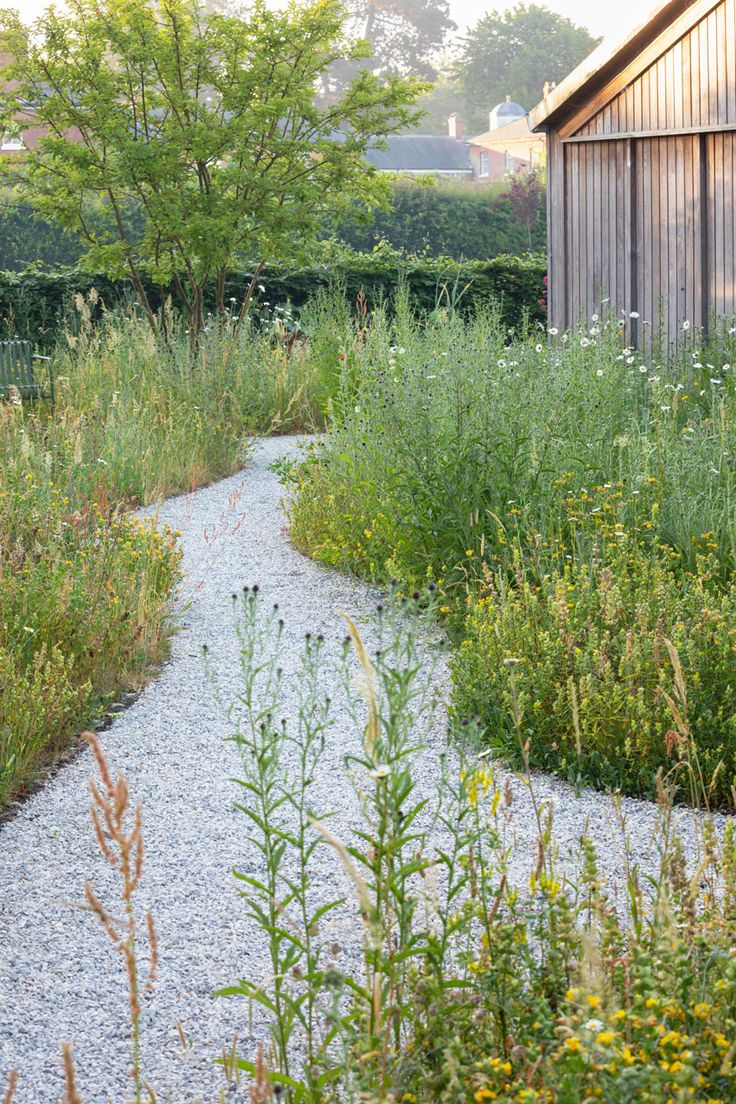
503 169 544 251
406 72 462 134
455 4 599 132
0 0 425 341
323 0 454 98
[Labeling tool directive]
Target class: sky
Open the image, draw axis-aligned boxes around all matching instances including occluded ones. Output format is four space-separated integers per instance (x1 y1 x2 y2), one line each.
9 0 650 48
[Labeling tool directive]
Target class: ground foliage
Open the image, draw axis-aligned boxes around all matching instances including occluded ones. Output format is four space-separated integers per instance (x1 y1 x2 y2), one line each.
286 297 736 807
0 301 322 807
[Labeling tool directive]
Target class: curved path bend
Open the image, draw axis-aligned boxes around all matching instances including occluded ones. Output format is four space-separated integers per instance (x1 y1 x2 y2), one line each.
0 436 711 1104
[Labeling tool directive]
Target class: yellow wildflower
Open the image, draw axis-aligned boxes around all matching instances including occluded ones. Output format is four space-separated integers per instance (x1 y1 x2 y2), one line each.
596 1032 615 1046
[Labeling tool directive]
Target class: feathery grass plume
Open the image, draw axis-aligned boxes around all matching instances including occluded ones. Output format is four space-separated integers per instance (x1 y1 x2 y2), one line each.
310 817 376 933
339 610 378 759
2 1070 18 1104
249 1043 272 1104
82 731 157 1104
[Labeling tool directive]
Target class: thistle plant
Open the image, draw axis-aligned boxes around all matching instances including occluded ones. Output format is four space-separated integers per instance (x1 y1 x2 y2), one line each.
214 588 341 1100
222 590 736 1104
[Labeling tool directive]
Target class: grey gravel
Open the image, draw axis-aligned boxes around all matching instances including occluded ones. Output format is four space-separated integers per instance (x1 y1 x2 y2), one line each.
0 435 718 1104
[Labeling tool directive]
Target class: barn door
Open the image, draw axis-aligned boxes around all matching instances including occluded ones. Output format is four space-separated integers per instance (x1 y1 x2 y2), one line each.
635 135 704 345
564 139 633 326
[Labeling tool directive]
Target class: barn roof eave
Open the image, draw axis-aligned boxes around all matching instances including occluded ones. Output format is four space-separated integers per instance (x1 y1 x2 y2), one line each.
528 0 707 132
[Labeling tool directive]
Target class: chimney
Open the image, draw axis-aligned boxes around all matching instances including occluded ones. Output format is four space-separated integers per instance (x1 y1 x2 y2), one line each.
448 112 464 140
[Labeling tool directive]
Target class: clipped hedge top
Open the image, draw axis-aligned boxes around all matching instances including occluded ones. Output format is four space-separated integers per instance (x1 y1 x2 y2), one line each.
0 248 547 345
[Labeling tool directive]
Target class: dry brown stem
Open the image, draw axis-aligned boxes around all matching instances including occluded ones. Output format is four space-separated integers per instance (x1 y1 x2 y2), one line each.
82 731 158 1102
249 1042 271 1104
61 1044 82 1104
145 911 159 991
2 1070 18 1104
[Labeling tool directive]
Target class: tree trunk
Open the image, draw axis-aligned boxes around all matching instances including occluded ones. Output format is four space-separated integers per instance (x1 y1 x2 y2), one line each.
215 268 227 319
232 261 265 345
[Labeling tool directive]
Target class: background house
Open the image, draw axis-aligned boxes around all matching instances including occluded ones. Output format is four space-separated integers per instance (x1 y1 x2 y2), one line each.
531 0 736 345
469 99 546 183
363 133 473 180
365 99 545 185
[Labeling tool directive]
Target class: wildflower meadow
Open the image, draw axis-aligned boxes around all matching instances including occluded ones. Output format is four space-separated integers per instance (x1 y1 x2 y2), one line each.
0 295 324 807
3 282 736 1104
286 299 736 808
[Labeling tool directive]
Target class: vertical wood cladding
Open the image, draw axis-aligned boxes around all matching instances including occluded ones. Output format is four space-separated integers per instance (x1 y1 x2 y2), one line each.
547 0 736 344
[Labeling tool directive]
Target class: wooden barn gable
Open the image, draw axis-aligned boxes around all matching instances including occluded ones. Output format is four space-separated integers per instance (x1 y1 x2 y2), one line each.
530 0 736 344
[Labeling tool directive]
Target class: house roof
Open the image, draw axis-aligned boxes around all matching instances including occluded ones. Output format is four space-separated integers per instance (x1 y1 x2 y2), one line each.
470 116 546 153
364 135 472 173
529 0 713 131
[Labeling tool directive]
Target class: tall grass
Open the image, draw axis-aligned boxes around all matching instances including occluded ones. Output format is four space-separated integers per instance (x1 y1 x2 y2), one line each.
0 301 323 807
286 296 736 804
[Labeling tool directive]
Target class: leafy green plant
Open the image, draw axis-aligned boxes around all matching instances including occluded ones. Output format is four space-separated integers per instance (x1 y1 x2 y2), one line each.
217 593 736 1103
286 303 736 805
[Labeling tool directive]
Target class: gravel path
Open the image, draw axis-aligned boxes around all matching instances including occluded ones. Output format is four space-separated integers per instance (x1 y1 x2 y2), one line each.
0 435 714 1104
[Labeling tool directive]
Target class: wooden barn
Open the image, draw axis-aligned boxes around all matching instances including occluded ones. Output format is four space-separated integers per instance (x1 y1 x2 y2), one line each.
530 0 736 345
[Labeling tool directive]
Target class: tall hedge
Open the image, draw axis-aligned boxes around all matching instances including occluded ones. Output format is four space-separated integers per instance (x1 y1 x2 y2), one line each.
326 177 547 259
0 248 547 348
0 198 84 272
0 178 545 273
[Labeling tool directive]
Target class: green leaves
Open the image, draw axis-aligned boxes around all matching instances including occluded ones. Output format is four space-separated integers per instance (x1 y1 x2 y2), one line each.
2 0 425 335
